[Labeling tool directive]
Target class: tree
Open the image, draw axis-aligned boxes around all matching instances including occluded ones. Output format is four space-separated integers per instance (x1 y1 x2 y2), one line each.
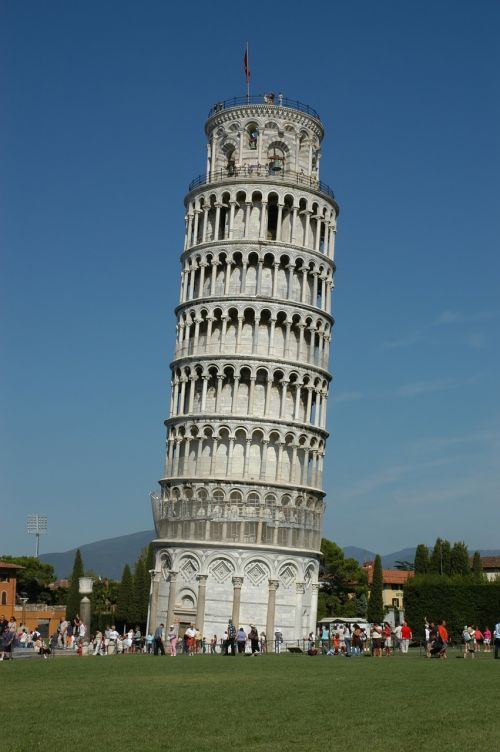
133 557 148 626
472 551 484 582
356 592 368 617
450 542 470 577
367 554 384 624
66 549 84 620
116 564 133 628
144 542 155 574
429 538 452 575
414 544 429 575
317 538 368 620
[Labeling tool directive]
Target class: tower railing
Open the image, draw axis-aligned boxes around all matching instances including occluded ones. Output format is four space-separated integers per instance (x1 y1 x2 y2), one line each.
188 166 335 200
208 96 321 120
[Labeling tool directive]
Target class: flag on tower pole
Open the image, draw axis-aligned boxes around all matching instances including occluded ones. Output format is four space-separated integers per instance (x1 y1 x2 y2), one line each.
244 43 250 100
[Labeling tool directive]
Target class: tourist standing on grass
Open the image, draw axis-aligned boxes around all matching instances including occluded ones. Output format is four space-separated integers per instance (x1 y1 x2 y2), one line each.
145 631 154 654
184 624 197 655
483 626 491 652
210 634 217 654
371 623 383 657
351 624 362 656
1 626 16 660
167 625 177 656
249 625 259 654
343 625 351 655
474 626 483 652
237 627 247 653
260 631 266 653
462 626 475 658
394 623 402 652
383 623 393 656
494 622 500 659
226 620 236 655
437 620 448 659
400 621 412 654
154 624 165 655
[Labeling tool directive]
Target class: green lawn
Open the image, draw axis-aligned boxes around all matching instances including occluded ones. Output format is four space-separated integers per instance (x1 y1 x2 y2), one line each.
3 651 499 751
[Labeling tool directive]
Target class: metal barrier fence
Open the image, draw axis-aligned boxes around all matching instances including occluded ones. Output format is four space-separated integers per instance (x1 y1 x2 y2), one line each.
187 166 336 200
207 96 321 120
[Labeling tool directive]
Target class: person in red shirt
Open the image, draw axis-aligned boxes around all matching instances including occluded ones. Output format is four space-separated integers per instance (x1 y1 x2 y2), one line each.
400 622 412 654
437 620 449 659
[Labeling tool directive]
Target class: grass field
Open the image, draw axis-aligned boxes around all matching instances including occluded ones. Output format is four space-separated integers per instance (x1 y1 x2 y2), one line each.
3 650 499 752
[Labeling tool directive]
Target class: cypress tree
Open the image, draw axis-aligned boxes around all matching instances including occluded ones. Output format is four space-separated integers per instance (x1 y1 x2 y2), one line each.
441 540 452 576
472 551 484 582
429 538 445 574
367 554 384 624
450 542 470 576
116 564 133 628
134 557 149 626
66 549 84 621
414 544 429 574
145 542 155 574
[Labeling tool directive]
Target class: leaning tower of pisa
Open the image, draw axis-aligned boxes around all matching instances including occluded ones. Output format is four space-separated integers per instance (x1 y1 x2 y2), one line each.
150 93 339 646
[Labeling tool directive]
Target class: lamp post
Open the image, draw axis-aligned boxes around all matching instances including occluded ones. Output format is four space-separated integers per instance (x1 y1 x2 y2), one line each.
78 577 94 642
26 515 48 558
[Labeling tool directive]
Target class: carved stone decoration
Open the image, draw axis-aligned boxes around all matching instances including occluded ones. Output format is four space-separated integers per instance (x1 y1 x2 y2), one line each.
209 558 233 583
244 561 268 586
279 564 297 588
179 557 198 582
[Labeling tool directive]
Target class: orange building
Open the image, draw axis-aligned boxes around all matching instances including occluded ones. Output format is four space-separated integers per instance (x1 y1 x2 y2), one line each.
0 561 21 613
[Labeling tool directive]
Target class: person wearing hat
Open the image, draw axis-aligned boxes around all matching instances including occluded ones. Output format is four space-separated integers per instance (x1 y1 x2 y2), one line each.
167 625 177 656
249 625 259 654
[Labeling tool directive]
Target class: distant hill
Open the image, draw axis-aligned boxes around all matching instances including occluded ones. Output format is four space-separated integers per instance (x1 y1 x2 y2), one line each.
41 530 155 579
40 531 500 580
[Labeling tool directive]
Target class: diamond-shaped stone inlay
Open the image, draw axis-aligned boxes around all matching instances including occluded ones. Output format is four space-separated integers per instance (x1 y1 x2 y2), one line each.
180 559 197 581
279 565 296 588
210 559 232 583
245 561 267 586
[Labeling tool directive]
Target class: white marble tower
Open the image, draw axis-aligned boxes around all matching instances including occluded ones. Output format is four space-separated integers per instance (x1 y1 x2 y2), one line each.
150 94 339 646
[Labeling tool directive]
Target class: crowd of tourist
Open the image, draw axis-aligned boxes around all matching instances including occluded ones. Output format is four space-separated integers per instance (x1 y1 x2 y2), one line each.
2 612 500 660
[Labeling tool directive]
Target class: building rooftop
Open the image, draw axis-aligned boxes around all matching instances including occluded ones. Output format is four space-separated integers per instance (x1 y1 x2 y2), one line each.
363 561 414 586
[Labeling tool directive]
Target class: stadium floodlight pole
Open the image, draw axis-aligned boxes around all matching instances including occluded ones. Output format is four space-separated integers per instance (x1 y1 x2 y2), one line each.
26 515 48 558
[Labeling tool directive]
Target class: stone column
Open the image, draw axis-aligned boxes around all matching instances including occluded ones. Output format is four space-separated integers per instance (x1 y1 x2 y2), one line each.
148 570 161 634
259 201 268 240
214 203 221 239
244 202 252 238
192 209 200 247
231 576 243 626
165 571 178 633
265 579 279 652
309 582 320 635
295 582 305 639
276 204 284 242
202 206 209 243
195 575 208 635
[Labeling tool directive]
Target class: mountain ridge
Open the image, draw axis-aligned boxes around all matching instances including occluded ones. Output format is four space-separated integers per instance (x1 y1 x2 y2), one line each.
35 531 500 579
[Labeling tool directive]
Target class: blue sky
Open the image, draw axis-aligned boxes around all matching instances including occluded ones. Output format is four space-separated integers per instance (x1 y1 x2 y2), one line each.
1 0 499 557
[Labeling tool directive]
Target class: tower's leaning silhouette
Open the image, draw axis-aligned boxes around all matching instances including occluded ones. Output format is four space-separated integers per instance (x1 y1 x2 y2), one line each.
150 93 338 645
